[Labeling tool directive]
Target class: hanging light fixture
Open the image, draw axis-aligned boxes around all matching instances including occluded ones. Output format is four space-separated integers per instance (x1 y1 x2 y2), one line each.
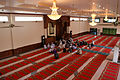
89 13 97 26
89 2 97 26
47 0 61 20
104 9 108 21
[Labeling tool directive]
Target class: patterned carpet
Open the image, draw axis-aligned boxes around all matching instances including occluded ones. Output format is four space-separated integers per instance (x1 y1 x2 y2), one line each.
0 34 120 80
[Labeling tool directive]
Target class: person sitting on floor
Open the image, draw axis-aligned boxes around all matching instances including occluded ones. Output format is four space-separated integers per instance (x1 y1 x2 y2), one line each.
47 43 50 48
49 48 54 53
76 48 82 55
72 44 77 49
80 41 83 46
56 46 60 52
88 43 91 49
65 42 70 48
63 48 66 53
51 42 55 48
44 44 47 49
70 37 73 43
49 43 55 53
91 40 94 47
58 41 63 49
68 46 72 53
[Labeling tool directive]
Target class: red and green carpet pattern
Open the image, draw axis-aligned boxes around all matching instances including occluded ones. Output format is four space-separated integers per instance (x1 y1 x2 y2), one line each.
73 34 90 41
0 49 48 67
107 37 120 48
82 35 95 41
0 34 89 76
5 51 72 79
0 34 89 67
95 36 107 44
73 54 107 80
0 51 53 75
48 52 96 80
99 36 113 46
84 36 114 55
0 34 120 80
26 51 87 80
87 35 102 43
101 48 112 54
99 62 120 80
73 36 114 80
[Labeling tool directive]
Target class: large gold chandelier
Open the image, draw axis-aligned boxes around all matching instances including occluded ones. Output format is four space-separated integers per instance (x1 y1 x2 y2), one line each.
89 13 97 26
47 0 61 20
104 9 108 21
89 2 97 26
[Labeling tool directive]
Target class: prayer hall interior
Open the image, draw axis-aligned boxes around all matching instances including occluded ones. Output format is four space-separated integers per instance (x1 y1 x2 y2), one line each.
0 0 120 80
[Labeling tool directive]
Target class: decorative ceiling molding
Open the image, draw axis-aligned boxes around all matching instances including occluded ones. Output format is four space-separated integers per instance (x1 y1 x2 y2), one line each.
0 0 119 17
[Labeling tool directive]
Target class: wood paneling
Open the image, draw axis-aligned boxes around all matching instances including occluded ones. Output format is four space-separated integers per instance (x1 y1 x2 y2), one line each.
101 33 120 37
44 15 70 41
14 43 41 55
0 49 13 60
72 31 90 38
45 36 56 44
0 42 42 59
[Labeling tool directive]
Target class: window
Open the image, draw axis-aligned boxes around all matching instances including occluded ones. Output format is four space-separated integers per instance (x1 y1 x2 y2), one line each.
80 18 88 21
103 17 117 23
70 17 79 21
15 16 43 21
0 16 8 22
88 17 100 23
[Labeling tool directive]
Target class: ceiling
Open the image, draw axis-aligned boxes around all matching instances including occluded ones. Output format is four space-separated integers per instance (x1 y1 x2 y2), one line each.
0 0 120 17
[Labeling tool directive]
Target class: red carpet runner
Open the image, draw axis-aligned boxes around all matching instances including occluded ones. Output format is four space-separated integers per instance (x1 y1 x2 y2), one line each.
99 62 120 80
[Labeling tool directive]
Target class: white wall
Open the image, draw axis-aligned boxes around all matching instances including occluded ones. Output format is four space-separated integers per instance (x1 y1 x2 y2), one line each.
12 14 44 49
0 14 12 52
70 21 89 35
0 14 44 52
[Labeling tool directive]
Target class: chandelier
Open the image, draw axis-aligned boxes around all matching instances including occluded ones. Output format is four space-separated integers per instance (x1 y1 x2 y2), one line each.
104 9 108 21
47 0 61 20
89 13 97 26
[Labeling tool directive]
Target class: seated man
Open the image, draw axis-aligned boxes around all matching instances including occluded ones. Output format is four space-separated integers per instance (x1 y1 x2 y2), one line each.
83 40 87 45
49 48 54 53
72 45 77 49
57 47 61 52
76 48 82 54
65 43 70 48
51 42 55 48
47 43 50 48
53 49 59 59
70 38 73 43
49 44 54 53
91 40 94 47
63 48 66 53
58 42 63 49
80 41 83 46
68 47 72 53
88 43 91 49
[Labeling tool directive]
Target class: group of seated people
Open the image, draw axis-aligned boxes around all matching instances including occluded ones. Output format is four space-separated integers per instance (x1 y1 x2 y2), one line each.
43 38 94 59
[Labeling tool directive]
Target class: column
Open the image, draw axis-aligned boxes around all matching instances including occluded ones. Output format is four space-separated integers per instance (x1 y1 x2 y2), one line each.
44 28 47 38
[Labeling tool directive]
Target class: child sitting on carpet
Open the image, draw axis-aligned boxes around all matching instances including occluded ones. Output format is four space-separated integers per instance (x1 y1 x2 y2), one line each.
44 44 47 49
53 49 59 59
